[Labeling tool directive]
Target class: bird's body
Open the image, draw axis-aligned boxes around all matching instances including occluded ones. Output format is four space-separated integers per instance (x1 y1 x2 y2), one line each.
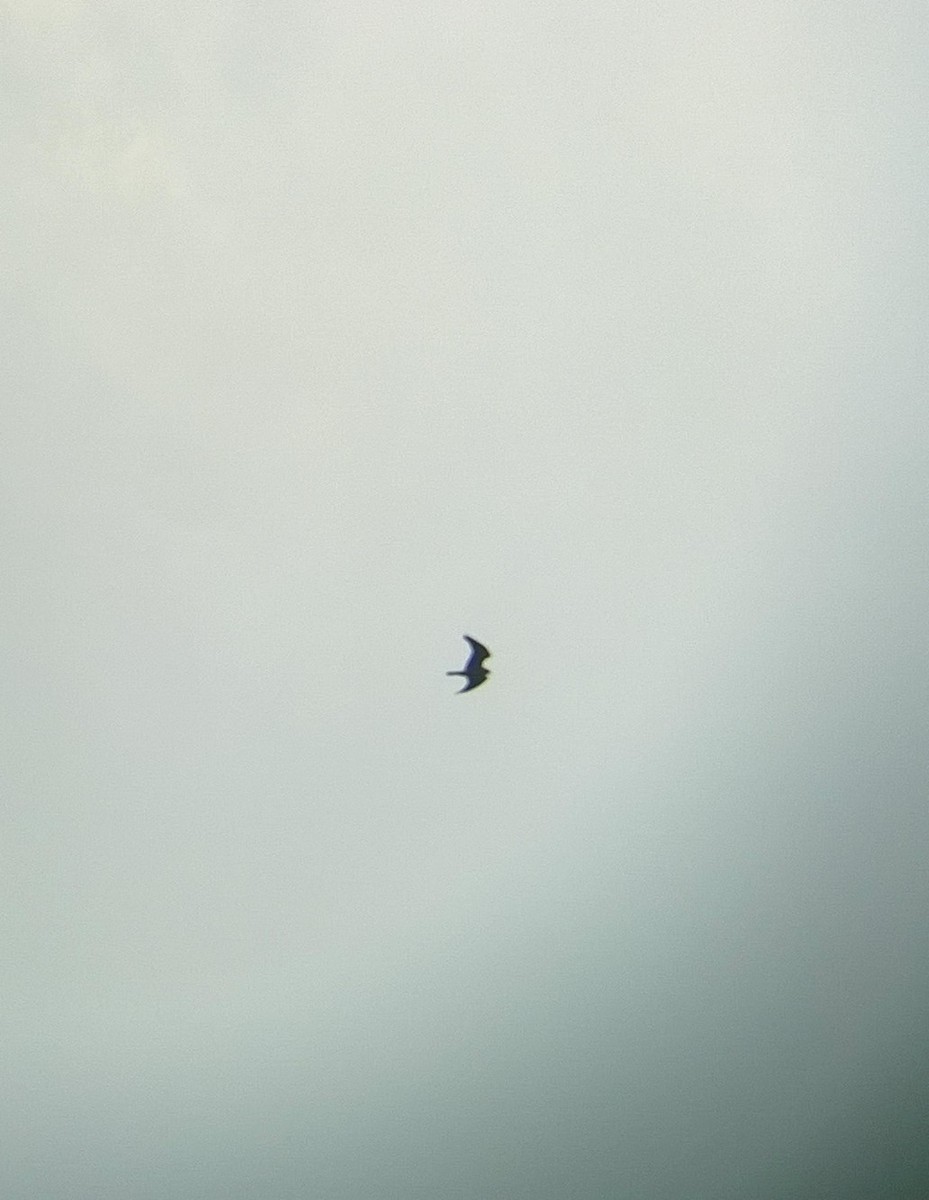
447 635 491 693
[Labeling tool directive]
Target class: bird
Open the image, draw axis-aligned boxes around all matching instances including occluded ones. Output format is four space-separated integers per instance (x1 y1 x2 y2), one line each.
447 635 491 693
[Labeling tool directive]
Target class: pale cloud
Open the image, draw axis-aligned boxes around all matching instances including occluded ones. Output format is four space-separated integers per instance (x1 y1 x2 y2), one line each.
2 0 86 29
55 119 180 199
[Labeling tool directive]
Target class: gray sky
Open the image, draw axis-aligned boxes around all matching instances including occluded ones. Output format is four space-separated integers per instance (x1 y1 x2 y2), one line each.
3 3 928 1197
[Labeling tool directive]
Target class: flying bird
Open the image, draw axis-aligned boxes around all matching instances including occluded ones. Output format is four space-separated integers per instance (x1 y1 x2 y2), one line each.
447 635 491 693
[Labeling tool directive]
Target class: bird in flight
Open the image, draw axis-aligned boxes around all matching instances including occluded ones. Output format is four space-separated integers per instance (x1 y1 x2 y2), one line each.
447 635 491 693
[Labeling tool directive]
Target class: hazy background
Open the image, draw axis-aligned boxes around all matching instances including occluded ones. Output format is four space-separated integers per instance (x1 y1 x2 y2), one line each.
3 2 928 1197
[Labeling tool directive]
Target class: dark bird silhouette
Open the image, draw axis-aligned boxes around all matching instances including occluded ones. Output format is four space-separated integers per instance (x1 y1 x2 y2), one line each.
447 635 491 693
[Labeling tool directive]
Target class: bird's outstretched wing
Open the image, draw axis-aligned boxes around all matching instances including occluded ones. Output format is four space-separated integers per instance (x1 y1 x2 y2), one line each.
452 676 481 693
463 636 491 669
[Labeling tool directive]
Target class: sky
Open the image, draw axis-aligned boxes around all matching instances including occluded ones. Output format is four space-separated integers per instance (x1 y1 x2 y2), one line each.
2 2 928 1197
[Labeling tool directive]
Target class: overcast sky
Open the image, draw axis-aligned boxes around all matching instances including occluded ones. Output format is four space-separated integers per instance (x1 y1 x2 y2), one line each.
3 3 928 1197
